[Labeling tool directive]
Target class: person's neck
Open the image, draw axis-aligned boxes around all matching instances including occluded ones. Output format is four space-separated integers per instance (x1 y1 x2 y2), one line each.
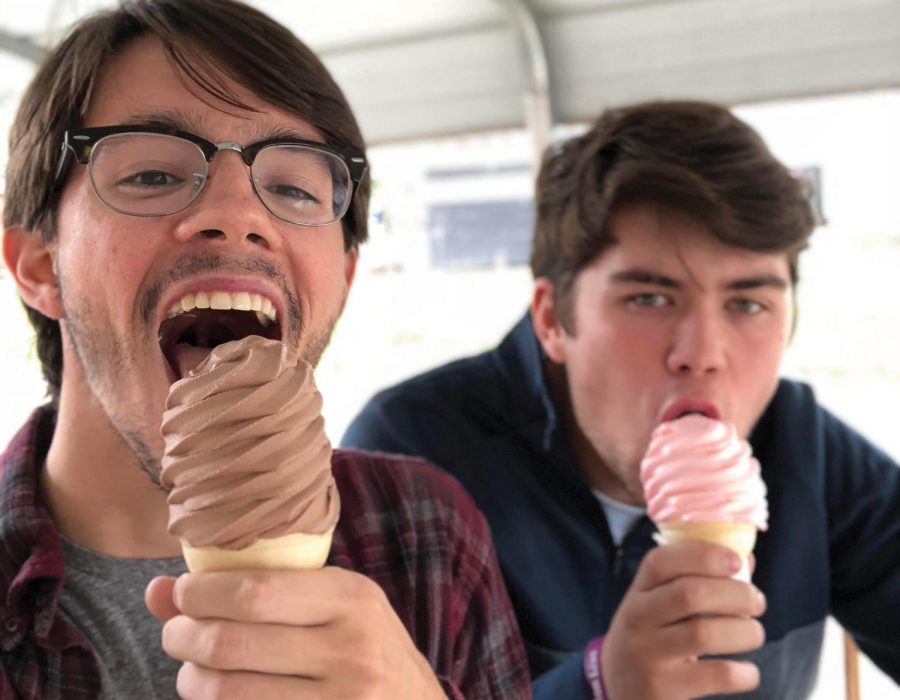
543 358 638 504
41 378 180 559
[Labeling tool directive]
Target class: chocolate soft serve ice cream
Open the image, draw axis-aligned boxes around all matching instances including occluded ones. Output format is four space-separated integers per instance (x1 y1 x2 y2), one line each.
160 335 339 571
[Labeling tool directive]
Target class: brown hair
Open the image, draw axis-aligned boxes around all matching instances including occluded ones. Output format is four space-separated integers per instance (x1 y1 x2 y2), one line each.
4 0 370 400
530 100 815 330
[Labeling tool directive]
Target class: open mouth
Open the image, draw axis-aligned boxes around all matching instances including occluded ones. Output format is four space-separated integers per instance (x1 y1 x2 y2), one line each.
661 402 721 424
676 409 710 419
158 291 281 381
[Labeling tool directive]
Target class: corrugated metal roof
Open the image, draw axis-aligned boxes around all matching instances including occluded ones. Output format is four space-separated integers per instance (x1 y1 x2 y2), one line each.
2 0 899 144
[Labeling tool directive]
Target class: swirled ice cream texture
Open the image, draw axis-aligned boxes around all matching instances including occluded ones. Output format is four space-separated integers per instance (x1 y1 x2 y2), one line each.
160 336 339 549
640 415 768 530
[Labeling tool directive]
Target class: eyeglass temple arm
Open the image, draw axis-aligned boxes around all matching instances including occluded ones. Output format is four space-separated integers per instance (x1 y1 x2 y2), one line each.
51 141 73 187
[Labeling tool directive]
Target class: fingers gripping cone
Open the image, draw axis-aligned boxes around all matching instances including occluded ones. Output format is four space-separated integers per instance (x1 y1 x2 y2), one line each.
656 521 757 581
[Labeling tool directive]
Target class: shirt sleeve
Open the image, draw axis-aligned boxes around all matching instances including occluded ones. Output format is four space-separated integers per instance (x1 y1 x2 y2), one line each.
438 486 532 699
344 398 533 696
0 670 20 700
532 651 593 700
823 407 900 682
341 390 423 455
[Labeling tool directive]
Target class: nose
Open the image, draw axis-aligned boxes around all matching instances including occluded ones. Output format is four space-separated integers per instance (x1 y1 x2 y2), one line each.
666 309 728 376
171 151 282 252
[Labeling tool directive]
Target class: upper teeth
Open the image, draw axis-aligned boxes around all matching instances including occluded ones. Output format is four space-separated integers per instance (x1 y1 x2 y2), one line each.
165 291 277 324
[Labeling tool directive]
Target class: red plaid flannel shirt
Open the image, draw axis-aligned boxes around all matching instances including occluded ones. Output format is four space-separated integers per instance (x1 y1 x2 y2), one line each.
0 407 530 699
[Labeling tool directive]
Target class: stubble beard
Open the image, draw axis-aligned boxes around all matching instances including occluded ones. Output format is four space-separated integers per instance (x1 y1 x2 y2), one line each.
61 280 340 491
59 277 167 489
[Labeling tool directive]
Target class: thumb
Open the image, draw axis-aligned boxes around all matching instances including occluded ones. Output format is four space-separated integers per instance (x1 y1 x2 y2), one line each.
145 575 180 621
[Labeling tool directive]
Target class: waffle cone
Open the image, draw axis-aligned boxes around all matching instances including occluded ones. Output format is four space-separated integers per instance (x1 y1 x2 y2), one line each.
657 521 757 557
180 526 335 573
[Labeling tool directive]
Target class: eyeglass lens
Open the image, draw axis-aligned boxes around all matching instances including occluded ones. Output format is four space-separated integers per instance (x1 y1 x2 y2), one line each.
86 132 352 226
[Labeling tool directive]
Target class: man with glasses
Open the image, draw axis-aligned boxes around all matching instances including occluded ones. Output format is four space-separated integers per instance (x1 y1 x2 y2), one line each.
0 1 528 698
344 101 900 698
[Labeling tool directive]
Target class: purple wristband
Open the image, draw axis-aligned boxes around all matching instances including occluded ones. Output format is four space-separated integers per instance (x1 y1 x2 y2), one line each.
583 635 609 700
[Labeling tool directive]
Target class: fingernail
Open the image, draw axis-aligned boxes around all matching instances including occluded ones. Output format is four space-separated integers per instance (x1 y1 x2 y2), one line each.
172 574 188 602
726 551 742 573
755 588 767 611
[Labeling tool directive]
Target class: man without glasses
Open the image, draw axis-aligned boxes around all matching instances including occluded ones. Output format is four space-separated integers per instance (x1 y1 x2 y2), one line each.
0 1 529 697
343 101 900 698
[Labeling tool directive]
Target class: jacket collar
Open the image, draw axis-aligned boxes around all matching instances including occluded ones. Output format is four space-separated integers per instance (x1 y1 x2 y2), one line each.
493 311 561 452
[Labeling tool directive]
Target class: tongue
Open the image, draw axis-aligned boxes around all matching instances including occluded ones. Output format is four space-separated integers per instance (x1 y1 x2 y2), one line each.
172 344 215 379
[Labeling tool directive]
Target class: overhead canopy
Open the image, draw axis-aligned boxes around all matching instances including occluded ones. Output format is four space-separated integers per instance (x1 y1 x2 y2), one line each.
1 0 899 145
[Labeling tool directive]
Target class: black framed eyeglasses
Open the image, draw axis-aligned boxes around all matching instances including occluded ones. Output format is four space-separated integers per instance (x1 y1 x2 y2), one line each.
53 125 368 227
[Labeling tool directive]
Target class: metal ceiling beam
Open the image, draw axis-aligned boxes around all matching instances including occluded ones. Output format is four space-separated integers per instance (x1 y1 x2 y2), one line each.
0 28 43 63
494 0 552 169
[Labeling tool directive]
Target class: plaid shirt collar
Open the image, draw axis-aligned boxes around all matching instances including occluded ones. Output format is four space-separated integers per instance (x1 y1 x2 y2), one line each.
0 406 92 654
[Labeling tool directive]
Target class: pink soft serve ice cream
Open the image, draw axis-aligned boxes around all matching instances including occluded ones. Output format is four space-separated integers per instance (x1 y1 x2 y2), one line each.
640 414 767 581
640 414 768 529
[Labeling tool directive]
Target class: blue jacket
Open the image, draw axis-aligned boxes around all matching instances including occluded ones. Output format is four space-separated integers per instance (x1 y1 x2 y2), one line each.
342 313 900 699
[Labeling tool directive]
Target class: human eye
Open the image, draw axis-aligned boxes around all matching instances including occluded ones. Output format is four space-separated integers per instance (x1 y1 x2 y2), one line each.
628 292 671 308
117 169 184 188
254 146 335 212
265 181 322 207
727 298 765 315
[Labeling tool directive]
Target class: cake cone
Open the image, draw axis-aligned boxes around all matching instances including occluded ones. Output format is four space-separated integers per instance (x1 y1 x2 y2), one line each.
180 526 335 573
657 521 757 581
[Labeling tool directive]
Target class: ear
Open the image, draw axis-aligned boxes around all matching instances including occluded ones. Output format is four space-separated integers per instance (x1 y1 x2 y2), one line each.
530 277 568 364
334 246 358 319
343 246 358 292
2 226 63 320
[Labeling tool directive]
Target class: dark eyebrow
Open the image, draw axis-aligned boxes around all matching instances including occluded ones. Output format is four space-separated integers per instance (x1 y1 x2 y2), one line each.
610 268 790 292
725 275 789 291
121 110 319 143
122 110 205 133
609 269 681 288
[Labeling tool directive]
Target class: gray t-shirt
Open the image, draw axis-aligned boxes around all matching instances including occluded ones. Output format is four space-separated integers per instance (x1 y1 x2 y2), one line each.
58 538 187 699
